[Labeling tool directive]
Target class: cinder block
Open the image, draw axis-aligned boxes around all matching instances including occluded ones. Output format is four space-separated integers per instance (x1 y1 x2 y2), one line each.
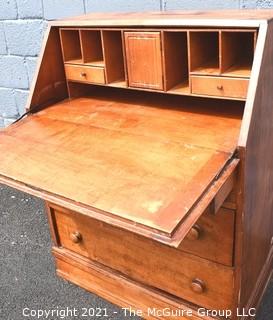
0 23 7 55
17 0 43 18
43 0 85 20
4 20 45 57
25 57 38 86
251 0 273 8
0 0 18 20
240 0 257 8
85 0 161 12
0 87 18 118
163 0 239 10
0 56 29 89
14 89 29 115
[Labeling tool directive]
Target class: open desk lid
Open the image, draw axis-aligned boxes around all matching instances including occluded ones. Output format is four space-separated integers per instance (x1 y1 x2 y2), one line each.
0 95 240 247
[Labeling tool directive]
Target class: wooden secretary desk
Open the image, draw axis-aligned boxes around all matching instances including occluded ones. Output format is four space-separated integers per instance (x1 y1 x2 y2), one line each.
0 10 273 320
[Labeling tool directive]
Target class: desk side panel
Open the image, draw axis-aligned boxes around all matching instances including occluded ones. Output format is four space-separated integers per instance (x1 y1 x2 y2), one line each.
26 26 68 111
238 21 273 311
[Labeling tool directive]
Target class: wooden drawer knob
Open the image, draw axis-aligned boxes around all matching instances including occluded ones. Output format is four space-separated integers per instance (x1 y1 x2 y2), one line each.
217 85 223 90
70 231 82 243
191 279 206 293
80 72 87 77
186 224 202 241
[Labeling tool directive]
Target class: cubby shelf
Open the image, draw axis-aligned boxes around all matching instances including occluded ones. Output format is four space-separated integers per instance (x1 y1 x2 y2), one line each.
102 30 125 85
60 28 126 87
60 27 257 100
167 81 191 95
60 29 82 64
221 62 252 78
163 31 189 93
220 31 256 78
190 61 220 75
80 30 104 65
108 80 127 88
189 31 220 76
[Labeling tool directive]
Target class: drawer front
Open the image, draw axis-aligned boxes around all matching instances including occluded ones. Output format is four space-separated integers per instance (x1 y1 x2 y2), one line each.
50 204 234 310
54 251 205 320
191 76 248 99
180 207 235 266
65 64 105 84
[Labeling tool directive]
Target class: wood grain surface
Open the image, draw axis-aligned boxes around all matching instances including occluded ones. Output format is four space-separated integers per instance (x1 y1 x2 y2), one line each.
124 32 163 90
2 11 273 319
52 216 234 311
51 10 273 28
0 90 242 237
54 248 214 320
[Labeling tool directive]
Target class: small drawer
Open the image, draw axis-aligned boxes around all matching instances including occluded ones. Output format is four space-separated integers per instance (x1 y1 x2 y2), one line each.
180 207 235 266
49 204 234 311
65 64 105 84
191 75 249 99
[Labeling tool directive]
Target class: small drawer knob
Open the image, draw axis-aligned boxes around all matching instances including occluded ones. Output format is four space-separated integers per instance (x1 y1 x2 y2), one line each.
80 72 87 77
186 224 202 241
191 279 206 294
217 85 223 90
70 231 82 244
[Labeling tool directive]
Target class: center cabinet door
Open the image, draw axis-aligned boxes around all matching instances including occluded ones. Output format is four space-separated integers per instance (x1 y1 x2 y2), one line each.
124 32 164 90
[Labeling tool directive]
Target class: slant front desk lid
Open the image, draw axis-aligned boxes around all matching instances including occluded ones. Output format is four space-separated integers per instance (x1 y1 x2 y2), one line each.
0 90 240 246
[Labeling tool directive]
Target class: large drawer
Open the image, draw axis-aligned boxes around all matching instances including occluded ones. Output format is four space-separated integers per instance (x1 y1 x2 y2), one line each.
52 204 235 267
191 75 249 99
53 249 207 320
65 64 105 84
48 204 234 310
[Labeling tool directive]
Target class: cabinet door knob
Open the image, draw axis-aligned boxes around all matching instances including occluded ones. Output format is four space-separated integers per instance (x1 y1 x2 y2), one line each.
191 279 206 293
80 72 87 77
217 85 223 90
70 231 82 243
186 224 202 241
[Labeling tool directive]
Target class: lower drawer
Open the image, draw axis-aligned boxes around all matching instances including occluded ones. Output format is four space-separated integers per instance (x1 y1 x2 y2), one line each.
191 76 249 99
49 204 234 310
54 249 207 320
65 64 105 84
54 248 210 320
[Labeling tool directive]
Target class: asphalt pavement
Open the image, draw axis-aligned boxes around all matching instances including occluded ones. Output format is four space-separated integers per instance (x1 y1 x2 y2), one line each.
0 184 272 320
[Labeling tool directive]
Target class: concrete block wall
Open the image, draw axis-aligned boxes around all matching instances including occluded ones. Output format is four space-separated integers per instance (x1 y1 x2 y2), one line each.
0 0 272 127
